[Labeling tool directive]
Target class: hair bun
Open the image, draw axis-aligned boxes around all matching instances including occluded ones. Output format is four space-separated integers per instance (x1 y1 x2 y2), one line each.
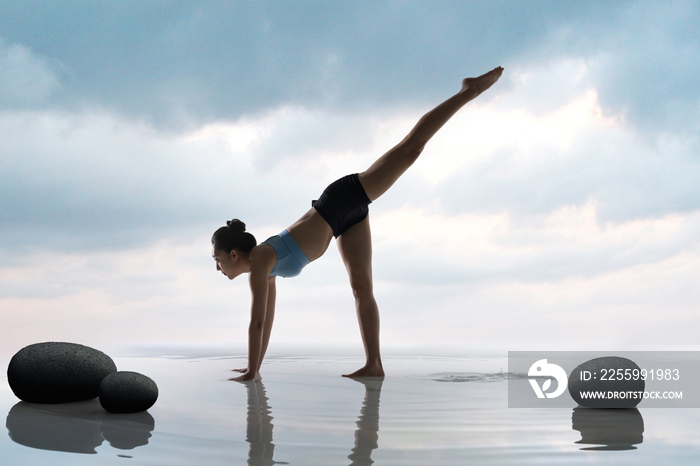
226 219 246 233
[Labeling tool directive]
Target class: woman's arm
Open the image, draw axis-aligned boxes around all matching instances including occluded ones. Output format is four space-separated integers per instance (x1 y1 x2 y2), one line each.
231 245 276 382
257 277 276 372
230 276 276 377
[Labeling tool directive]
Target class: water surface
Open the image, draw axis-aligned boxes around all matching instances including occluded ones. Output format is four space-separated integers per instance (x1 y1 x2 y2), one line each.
3 346 700 464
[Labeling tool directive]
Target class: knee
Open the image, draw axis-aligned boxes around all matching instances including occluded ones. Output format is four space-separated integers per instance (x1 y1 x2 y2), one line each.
348 274 373 301
408 144 424 163
400 141 425 166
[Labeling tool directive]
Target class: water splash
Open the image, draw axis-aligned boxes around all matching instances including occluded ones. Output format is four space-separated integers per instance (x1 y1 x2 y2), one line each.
429 372 530 383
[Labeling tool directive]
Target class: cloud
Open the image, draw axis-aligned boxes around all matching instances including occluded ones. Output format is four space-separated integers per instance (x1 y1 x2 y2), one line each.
6 1 691 133
396 60 700 224
4 206 699 352
2 1 699 351
2 55 699 256
0 234 253 352
0 38 61 105
584 0 700 136
0 106 378 254
370 204 700 284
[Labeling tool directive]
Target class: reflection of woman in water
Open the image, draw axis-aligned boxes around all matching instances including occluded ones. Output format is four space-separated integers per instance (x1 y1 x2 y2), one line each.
243 379 382 465
245 382 280 465
212 67 504 381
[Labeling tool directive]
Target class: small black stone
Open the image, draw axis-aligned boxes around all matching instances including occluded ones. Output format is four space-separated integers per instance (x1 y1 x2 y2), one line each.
568 356 645 408
99 371 158 413
7 342 117 404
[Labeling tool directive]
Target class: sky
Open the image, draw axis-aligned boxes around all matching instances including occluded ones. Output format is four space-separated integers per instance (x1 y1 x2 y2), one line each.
1 0 699 357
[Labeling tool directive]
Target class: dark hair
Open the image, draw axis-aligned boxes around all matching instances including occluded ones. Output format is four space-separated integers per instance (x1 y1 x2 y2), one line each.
211 219 257 253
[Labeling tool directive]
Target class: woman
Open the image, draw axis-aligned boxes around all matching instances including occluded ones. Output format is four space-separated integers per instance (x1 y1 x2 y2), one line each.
213 66 504 381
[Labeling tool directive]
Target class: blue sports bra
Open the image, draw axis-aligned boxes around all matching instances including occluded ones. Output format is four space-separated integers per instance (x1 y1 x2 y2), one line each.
262 230 310 278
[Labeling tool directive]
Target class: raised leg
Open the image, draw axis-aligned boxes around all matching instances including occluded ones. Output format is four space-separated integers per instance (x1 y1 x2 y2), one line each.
337 216 385 378
358 66 503 202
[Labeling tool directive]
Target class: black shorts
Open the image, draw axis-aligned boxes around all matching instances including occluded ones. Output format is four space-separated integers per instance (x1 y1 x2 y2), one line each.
312 173 372 238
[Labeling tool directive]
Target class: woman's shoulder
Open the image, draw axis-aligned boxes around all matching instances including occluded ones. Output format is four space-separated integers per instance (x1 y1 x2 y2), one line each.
250 243 277 272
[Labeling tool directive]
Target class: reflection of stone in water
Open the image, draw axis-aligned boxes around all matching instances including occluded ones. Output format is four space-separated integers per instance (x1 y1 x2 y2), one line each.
5 399 155 454
348 379 382 466
572 407 644 451
6 401 104 454
100 411 155 450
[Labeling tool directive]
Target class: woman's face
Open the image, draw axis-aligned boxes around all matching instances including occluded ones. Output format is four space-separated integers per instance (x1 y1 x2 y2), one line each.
213 248 244 280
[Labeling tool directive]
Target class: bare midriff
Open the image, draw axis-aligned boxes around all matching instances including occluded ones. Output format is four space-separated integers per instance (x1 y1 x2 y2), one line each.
286 208 334 263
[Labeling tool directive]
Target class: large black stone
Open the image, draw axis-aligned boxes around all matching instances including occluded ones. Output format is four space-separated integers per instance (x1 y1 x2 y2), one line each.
7 342 117 404
568 356 645 408
99 371 158 414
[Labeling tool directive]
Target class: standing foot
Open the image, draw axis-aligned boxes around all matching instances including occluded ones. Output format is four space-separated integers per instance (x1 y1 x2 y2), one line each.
343 362 385 378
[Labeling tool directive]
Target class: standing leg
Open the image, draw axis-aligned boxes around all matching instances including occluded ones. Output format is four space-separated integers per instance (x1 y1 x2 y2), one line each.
359 66 503 202
337 216 385 378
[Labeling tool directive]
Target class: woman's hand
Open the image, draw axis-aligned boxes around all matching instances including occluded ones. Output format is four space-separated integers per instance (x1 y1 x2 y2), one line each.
229 370 256 382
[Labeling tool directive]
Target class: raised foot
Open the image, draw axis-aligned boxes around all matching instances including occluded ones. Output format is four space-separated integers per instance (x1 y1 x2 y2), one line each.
461 66 504 97
342 364 385 378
